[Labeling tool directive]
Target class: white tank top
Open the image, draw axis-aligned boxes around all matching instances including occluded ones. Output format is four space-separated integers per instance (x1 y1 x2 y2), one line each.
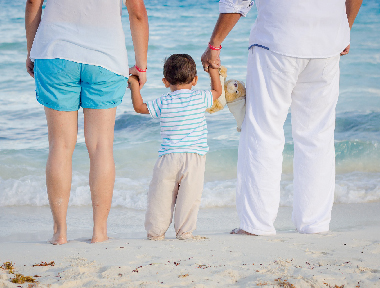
30 0 129 77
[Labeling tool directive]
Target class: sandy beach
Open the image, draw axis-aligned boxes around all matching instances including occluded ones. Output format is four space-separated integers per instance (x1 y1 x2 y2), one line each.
1 203 379 287
1 0 379 287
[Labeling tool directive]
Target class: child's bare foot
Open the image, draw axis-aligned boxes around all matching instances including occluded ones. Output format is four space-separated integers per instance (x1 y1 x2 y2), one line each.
176 232 208 240
49 232 67 245
230 228 257 236
147 234 165 240
177 234 208 240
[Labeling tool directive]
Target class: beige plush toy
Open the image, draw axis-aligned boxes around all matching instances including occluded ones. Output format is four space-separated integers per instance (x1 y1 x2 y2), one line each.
206 66 227 114
206 66 246 132
225 79 246 132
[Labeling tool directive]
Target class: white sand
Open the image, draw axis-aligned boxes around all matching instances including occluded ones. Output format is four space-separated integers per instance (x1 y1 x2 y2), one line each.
1 203 380 287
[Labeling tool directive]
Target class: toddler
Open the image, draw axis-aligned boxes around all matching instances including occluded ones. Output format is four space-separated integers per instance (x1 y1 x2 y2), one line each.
128 54 222 240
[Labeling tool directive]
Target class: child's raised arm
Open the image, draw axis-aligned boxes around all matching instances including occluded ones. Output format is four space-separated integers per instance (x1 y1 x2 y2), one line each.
208 67 222 101
128 75 150 114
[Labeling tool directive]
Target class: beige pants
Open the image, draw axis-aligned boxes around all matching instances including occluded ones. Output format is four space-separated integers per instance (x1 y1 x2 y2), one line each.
145 153 206 239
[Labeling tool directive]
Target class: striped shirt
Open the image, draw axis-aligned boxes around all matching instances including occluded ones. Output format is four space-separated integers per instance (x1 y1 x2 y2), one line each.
147 89 213 157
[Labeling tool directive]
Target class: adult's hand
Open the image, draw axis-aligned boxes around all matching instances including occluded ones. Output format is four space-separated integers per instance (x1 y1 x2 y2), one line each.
25 0 43 77
341 0 362 56
129 65 147 89
340 44 350 56
26 56 34 78
201 47 221 72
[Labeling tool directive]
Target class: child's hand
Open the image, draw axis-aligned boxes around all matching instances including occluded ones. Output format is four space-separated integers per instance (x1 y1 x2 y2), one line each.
128 75 139 89
129 66 147 89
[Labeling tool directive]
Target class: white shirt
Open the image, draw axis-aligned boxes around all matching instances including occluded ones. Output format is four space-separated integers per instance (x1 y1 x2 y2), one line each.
146 89 213 157
30 0 129 77
219 0 350 58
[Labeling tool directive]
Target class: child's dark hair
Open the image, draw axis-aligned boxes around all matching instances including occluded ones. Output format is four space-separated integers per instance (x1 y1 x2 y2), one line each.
163 54 197 85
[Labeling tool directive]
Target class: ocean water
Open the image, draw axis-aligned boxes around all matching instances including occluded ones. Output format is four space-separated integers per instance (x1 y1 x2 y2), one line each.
0 0 379 210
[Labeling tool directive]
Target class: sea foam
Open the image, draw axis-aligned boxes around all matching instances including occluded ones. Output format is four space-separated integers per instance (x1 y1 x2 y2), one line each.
1 172 380 209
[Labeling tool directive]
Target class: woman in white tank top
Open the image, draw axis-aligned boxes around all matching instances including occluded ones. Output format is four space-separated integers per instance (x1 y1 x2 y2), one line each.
25 0 148 244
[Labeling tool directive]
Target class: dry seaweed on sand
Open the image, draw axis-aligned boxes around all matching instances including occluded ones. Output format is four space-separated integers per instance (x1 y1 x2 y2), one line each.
33 261 55 267
2 261 37 284
1 262 15 274
275 277 296 288
11 273 36 284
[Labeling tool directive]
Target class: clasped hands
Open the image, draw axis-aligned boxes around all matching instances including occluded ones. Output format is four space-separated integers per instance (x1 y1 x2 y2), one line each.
201 47 221 72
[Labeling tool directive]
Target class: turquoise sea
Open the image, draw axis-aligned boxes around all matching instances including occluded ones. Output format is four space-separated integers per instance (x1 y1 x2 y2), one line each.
0 0 380 211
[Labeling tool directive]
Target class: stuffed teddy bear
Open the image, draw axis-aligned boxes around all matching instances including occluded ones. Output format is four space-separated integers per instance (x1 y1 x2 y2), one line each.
206 66 246 132
225 79 246 132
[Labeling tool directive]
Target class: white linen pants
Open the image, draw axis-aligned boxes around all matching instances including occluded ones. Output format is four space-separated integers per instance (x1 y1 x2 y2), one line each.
237 47 340 235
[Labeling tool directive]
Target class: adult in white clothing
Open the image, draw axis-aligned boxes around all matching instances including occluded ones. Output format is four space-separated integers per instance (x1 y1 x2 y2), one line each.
25 0 149 244
202 0 362 235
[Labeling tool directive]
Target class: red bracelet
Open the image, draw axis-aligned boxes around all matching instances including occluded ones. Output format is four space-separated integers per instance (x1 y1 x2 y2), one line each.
208 43 222 51
135 65 147 72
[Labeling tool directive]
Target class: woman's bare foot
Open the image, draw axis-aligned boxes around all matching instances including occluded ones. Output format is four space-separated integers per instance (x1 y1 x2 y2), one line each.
91 227 109 243
49 232 67 245
91 235 109 243
230 228 257 236
49 223 67 245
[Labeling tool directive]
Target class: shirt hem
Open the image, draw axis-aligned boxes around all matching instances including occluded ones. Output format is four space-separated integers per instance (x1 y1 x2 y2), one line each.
158 151 208 157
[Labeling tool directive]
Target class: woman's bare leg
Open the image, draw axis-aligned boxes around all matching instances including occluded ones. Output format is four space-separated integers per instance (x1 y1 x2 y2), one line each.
45 107 78 245
83 108 116 243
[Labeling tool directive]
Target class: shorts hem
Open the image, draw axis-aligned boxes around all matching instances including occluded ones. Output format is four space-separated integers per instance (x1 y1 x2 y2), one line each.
81 100 122 110
36 96 79 111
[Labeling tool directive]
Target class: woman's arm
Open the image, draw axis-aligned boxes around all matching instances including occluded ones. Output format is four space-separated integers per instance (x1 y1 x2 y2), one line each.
25 0 44 77
125 0 149 89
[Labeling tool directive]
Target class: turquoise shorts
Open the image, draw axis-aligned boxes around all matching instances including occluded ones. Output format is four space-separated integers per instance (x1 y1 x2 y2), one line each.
34 59 128 111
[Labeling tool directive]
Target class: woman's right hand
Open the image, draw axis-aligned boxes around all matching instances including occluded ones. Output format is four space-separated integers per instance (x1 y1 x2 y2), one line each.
26 56 34 78
129 65 147 89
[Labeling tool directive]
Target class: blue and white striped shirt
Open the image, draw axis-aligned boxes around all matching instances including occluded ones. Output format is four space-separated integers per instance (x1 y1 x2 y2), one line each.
147 89 213 157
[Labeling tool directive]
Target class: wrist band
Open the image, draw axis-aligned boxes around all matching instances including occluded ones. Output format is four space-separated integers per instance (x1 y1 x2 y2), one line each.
135 65 147 72
208 43 222 51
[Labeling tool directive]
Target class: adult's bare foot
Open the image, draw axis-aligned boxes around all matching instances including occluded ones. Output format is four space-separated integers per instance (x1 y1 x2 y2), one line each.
49 232 67 245
230 228 257 236
91 236 109 243
49 223 67 245
91 229 109 243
